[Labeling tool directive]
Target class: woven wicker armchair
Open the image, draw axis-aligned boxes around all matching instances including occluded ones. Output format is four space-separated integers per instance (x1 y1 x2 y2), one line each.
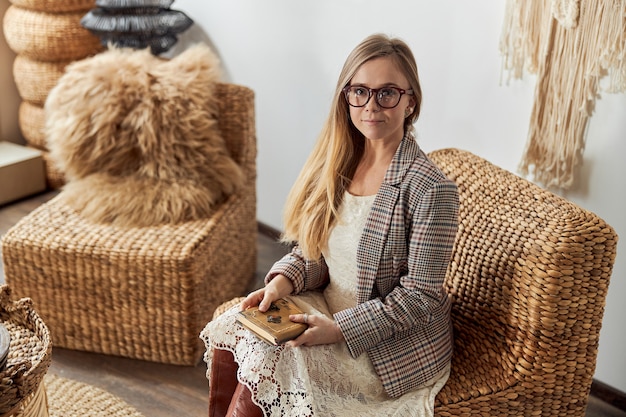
210 148 617 416
1 83 257 366
431 148 617 416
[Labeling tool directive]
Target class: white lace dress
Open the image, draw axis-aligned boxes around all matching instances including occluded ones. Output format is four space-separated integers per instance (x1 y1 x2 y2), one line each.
201 192 450 417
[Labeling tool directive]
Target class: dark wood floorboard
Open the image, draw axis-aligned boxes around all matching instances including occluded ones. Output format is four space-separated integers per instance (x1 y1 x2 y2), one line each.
1 191 624 416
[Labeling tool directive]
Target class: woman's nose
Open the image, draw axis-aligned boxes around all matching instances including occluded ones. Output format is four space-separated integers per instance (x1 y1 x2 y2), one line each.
365 94 381 112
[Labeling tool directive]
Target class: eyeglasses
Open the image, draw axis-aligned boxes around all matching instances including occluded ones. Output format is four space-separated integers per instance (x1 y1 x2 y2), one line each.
342 85 413 109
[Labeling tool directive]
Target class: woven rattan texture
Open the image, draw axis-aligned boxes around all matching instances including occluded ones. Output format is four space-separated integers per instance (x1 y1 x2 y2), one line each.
211 148 618 416
17 100 65 188
6 383 48 417
13 57 68 106
1 83 258 366
9 0 95 12
429 148 617 416
45 374 144 417
17 102 46 151
0 285 51 416
3 6 102 62
3 1 102 189
18 99 68 189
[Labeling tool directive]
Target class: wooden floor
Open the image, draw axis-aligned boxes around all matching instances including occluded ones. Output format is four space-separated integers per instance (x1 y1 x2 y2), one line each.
1 191 625 417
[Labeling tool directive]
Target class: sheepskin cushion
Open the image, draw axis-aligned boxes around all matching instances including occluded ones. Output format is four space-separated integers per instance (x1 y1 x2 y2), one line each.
45 43 244 227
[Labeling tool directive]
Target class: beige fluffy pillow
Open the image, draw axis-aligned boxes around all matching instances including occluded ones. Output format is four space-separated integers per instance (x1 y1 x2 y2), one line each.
45 43 244 227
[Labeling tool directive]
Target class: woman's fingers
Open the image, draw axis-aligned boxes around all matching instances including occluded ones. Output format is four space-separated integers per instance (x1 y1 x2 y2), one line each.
285 314 344 347
289 313 309 324
240 288 264 311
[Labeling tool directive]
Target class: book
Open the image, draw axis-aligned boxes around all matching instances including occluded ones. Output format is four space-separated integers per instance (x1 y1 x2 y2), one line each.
237 298 308 345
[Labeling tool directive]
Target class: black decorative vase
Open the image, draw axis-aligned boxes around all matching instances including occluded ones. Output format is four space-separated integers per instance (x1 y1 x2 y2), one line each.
80 0 193 55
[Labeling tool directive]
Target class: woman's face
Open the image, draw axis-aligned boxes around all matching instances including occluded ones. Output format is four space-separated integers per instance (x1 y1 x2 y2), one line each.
346 56 415 143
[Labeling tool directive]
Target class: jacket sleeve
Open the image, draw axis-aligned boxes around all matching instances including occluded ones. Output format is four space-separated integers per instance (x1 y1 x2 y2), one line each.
335 179 459 358
264 245 330 294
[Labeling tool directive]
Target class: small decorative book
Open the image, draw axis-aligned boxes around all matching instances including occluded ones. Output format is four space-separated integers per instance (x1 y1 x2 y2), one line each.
237 298 308 345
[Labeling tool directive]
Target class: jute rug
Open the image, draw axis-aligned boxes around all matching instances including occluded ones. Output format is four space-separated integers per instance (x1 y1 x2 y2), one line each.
44 373 144 417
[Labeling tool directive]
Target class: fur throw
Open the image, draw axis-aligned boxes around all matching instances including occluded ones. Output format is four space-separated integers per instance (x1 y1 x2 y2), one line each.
45 43 244 227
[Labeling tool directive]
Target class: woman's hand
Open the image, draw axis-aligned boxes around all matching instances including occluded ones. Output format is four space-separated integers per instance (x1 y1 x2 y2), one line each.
240 274 294 312
286 314 344 347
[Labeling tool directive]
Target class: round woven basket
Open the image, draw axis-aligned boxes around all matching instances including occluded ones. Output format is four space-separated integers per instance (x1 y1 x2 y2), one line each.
18 102 66 189
13 56 68 105
3 5 103 61
19 101 47 150
0 285 52 416
9 0 95 13
11 383 48 417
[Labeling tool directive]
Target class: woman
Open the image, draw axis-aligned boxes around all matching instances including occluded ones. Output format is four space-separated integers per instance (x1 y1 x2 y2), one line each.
201 33 459 417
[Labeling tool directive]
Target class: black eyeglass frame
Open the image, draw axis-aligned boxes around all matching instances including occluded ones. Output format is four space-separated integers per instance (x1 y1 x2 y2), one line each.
342 85 413 109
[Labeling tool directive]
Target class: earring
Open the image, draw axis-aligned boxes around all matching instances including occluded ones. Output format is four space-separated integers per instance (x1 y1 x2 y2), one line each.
405 108 412 117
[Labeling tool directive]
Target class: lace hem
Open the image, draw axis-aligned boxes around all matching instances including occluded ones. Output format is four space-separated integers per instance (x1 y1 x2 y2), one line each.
200 295 450 417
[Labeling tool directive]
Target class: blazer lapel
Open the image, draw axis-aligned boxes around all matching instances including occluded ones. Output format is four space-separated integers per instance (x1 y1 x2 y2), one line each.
355 137 420 303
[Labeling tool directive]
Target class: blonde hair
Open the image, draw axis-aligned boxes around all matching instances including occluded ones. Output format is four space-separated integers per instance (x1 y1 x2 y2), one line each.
281 34 423 259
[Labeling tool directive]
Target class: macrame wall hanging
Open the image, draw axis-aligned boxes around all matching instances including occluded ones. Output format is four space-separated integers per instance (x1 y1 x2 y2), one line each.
500 0 625 189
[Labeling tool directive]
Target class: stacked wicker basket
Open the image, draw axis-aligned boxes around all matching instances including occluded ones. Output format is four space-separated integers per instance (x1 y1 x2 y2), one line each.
2 0 103 189
0 285 51 417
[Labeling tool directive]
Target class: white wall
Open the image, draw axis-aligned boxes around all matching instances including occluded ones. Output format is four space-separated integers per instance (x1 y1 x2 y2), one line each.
2 0 624 393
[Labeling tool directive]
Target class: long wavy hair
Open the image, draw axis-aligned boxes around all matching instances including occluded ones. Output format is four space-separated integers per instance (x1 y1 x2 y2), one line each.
281 33 423 259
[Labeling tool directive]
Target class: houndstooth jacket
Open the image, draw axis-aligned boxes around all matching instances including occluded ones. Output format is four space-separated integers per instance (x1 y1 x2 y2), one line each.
266 136 459 398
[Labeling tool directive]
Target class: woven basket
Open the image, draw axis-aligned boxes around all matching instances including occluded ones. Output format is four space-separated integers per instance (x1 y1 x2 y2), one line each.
3 5 103 61
9 0 95 13
7 383 49 417
13 56 68 105
2 84 258 365
0 285 52 416
18 102 46 150
15 102 67 188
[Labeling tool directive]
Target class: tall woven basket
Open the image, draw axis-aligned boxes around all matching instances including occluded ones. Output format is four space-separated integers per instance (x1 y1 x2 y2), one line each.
2 0 103 189
0 285 52 417
17 102 65 190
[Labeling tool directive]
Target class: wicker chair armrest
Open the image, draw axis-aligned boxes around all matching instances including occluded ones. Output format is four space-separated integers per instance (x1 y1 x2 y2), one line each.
214 83 256 180
428 148 618 412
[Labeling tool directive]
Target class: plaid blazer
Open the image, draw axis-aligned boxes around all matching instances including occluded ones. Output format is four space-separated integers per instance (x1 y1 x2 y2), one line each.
267 137 459 398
